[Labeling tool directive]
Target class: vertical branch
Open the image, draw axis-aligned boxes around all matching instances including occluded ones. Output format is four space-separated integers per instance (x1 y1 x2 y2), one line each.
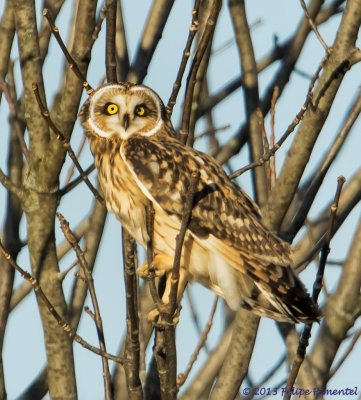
105 0 117 83
283 177 345 400
127 0 176 83
0 75 23 400
115 1 130 81
122 228 143 400
57 213 112 400
179 0 221 145
153 172 200 400
0 0 15 104
186 0 217 148
166 0 201 116
228 0 267 206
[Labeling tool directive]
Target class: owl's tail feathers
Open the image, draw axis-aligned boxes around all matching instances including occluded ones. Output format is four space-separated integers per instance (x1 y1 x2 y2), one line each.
243 262 322 324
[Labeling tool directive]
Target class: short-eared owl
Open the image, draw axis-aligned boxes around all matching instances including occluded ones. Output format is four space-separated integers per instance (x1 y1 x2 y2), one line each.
79 82 320 323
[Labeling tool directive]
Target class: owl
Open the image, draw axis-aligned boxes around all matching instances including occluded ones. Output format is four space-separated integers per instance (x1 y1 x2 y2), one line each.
79 82 320 324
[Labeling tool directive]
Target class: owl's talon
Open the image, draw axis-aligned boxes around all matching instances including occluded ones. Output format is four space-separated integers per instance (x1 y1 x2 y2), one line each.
137 262 165 279
146 305 181 326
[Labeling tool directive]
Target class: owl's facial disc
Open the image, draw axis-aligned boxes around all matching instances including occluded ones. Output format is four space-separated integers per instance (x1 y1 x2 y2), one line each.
87 84 164 140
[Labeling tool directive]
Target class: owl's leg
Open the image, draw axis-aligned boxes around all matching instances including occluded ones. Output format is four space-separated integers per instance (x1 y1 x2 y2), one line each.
138 253 189 323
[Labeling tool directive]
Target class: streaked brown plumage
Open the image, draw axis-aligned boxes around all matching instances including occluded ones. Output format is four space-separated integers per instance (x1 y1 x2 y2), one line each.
79 82 321 323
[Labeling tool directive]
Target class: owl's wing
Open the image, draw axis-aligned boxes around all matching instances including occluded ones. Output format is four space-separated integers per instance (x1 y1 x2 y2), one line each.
120 135 320 322
120 135 291 265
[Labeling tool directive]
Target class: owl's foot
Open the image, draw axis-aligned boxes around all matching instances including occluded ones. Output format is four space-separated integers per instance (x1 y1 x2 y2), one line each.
145 265 189 326
137 253 173 279
146 306 181 326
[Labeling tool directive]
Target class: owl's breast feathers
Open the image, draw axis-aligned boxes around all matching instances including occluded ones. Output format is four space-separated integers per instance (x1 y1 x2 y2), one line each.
119 135 320 323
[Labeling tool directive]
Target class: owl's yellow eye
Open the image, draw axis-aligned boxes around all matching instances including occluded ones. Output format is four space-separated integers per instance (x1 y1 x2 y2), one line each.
105 103 119 115
135 105 146 116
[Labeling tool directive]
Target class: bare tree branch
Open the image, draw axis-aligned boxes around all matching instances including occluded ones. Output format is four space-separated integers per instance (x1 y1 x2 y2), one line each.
166 0 201 116
105 0 117 83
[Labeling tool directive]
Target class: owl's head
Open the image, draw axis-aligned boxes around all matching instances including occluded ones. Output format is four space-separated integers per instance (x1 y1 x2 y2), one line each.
79 82 170 140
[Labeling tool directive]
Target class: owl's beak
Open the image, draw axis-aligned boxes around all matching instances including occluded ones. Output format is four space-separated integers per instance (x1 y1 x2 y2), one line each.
123 114 130 130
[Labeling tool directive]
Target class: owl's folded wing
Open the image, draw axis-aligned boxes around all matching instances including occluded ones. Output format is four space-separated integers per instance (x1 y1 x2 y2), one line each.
120 135 292 266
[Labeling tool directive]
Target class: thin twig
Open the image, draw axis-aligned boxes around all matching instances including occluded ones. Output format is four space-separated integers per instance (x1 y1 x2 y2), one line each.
63 134 87 186
177 296 218 387
269 86 279 190
195 124 230 141
0 239 123 364
42 8 94 94
32 83 103 204
185 287 209 348
92 2 106 43
166 0 201 116
300 0 329 52
59 164 96 197
229 92 309 179
283 176 345 400
58 259 80 282
179 0 221 144
57 213 112 399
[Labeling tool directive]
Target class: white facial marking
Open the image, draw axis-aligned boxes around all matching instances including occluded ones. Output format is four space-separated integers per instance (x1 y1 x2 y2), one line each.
88 84 165 139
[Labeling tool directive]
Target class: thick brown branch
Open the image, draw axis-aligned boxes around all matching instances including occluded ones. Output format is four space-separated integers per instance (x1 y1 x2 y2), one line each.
115 1 130 81
122 228 143 400
32 82 104 204
105 0 117 83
